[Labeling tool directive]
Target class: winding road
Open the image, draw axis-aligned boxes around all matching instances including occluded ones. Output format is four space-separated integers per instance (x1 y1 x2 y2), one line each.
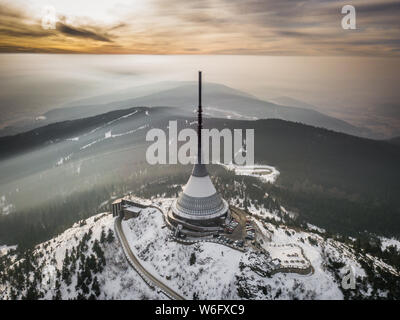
114 216 185 300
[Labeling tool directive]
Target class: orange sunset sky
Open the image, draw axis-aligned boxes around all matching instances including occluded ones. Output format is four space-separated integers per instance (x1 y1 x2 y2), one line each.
0 0 399 55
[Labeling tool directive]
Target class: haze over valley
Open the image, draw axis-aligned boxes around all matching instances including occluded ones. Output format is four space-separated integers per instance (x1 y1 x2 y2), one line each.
1 54 399 139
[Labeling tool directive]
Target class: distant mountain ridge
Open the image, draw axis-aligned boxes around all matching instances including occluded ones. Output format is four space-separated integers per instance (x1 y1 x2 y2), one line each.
0 82 374 139
63 81 256 108
45 82 372 138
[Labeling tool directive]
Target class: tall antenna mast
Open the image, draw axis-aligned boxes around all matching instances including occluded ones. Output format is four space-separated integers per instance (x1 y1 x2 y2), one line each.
197 71 202 164
191 71 207 177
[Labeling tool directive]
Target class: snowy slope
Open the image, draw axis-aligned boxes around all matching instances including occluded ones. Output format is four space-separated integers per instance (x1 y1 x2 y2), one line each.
122 199 242 299
1 197 399 300
121 198 399 300
0 213 162 300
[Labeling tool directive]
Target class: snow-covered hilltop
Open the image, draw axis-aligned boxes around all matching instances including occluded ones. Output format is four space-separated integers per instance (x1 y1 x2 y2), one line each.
0 197 399 300
0 213 160 300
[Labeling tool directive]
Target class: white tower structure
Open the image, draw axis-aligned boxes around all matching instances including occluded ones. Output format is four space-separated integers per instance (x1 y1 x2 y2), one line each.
168 71 230 237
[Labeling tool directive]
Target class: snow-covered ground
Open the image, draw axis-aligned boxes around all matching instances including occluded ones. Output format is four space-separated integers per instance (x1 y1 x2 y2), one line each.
0 245 17 257
245 201 282 221
306 223 326 234
120 198 399 300
264 243 310 270
218 163 280 183
122 200 243 299
379 236 400 252
0 213 161 300
204 107 259 121
1 197 399 300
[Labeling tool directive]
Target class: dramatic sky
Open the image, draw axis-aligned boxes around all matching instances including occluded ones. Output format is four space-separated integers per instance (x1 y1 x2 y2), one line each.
0 0 399 55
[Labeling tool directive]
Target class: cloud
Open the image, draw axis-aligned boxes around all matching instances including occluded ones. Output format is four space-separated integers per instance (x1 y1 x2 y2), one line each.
0 28 50 38
0 0 399 55
357 1 400 14
57 22 111 42
0 1 117 52
0 44 75 53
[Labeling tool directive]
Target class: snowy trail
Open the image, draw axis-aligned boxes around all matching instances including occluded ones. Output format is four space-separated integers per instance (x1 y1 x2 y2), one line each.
218 163 280 183
80 124 148 151
87 110 139 136
114 216 185 300
66 110 139 142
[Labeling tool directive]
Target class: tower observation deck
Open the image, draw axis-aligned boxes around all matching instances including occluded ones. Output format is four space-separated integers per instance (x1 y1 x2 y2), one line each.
167 71 230 237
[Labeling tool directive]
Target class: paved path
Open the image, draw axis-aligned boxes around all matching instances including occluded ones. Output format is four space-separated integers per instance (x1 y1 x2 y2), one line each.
114 216 185 300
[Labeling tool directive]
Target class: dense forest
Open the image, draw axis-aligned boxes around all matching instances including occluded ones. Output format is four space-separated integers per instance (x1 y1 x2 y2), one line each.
0 163 188 249
206 119 400 237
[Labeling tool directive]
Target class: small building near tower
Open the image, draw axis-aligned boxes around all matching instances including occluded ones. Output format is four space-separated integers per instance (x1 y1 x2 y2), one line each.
111 199 122 217
111 197 148 220
122 205 142 220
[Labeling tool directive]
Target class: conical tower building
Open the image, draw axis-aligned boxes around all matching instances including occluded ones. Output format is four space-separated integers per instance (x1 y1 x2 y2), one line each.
168 71 230 237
